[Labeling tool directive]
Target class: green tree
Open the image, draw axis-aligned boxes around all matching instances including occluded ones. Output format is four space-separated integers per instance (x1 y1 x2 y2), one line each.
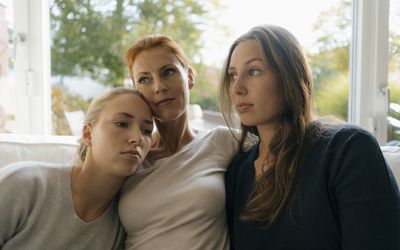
311 0 400 140
50 0 217 87
310 0 351 89
308 0 351 119
50 0 223 134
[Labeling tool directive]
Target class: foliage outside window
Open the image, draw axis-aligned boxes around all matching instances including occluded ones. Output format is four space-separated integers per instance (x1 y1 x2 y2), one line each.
50 0 221 135
50 0 399 140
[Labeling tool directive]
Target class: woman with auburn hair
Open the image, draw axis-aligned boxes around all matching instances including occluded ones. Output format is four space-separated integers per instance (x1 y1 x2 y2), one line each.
120 35 238 250
0 88 153 249
220 25 400 249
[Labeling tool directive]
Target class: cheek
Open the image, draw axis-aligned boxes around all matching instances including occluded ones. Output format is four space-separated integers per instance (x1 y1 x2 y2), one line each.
260 80 281 102
136 87 152 100
228 84 235 100
142 138 152 154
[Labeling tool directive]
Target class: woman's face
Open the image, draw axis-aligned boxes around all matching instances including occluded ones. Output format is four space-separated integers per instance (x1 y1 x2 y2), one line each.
132 47 194 122
86 93 153 177
228 39 283 128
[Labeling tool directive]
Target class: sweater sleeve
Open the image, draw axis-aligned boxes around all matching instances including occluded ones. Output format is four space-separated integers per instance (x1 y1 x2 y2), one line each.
0 163 40 246
331 128 400 250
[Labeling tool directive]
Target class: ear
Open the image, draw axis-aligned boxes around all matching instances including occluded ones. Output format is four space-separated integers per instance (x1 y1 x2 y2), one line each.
82 123 92 146
188 68 195 90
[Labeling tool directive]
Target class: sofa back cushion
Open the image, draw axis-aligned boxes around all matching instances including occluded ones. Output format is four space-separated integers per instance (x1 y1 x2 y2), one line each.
381 146 400 184
0 134 399 185
0 134 78 168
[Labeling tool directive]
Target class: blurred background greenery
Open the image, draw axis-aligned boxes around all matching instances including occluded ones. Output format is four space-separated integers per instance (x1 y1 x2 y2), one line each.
50 0 400 141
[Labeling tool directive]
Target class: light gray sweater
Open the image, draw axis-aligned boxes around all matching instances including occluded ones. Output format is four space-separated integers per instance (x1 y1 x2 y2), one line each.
0 161 125 250
119 126 239 250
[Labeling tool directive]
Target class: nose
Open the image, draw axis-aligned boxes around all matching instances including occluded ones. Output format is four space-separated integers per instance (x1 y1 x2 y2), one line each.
129 128 143 147
230 75 247 97
154 77 167 94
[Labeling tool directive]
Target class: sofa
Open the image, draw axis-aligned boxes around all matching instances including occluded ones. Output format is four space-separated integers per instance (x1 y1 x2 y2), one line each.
0 133 399 185
0 133 79 168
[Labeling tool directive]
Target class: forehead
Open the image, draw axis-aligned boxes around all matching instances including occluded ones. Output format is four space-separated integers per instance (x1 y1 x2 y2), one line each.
101 93 152 119
133 47 183 73
229 39 264 67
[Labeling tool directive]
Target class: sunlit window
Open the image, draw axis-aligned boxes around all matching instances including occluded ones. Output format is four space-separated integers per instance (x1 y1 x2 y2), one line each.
204 0 351 121
49 0 352 135
0 0 15 133
388 0 400 143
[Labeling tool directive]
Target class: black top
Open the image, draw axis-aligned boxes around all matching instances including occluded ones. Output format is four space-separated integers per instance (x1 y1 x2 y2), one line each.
226 124 400 250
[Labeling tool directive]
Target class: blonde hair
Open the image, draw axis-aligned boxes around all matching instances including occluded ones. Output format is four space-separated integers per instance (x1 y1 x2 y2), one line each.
126 34 192 84
76 87 147 163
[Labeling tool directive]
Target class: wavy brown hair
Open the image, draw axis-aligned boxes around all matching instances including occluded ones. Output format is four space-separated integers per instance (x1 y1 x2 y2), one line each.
219 25 320 224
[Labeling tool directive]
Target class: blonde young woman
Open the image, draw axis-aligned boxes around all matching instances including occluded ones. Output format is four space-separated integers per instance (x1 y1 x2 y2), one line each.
220 25 400 250
0 88 153 249
120 35 238 250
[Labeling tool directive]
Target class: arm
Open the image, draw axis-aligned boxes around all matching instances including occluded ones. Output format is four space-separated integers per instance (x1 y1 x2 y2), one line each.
0 163 34 246
332 129 400 249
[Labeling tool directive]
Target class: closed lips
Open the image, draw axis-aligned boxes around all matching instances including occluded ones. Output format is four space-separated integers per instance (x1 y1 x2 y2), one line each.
236 103 253 108
121 150 141 158
156 98 175 105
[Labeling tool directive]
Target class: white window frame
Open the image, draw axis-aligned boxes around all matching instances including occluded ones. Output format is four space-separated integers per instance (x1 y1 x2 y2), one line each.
14 0 393 143
349 0 390 144
13 0 51 134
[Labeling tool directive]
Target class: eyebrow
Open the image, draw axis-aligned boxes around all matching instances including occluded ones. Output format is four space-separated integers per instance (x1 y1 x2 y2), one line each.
229 57 264 70
159 64 174 72
135 72 149 79
114 112 153 125
134 64 174 80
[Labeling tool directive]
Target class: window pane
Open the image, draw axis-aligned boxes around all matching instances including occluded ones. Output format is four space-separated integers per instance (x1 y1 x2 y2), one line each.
205 0 351 121
0 0 15 133
388 0 400 143
50 0 351 134
49 0 214 135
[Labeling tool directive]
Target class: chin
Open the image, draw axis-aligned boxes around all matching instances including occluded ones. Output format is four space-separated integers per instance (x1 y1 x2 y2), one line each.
128 165 140 175
240 119 259 127
240 114 281 128
156 110 186 123
119 164 139 177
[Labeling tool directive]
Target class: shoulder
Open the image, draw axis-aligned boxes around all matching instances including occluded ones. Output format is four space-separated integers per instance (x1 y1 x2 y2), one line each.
0 161 68 189
192 126 240 160
202 126 237 138
198 126 239 147
319 123 378 147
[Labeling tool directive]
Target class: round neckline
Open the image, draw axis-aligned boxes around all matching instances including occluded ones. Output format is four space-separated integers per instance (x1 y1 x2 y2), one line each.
136 129 208 174
67 166 115 225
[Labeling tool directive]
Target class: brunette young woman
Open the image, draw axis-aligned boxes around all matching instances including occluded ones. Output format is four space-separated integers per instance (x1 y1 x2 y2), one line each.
220 25 400 250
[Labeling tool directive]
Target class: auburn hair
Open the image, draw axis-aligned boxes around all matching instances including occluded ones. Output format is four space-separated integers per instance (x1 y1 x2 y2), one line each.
126 34 192 84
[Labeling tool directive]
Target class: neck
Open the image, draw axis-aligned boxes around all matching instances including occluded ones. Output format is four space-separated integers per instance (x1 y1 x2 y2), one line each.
70 164 124 222
253 122 280 177
153 112 195 157
256 122 279 150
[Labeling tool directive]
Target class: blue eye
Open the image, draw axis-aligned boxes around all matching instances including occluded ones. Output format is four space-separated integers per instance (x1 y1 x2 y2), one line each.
164 68 176 76
249 69 261 76
228 73 237 82
137 77 149 85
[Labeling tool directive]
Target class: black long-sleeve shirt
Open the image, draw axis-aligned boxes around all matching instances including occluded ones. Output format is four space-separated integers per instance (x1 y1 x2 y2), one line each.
226 124 400 250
